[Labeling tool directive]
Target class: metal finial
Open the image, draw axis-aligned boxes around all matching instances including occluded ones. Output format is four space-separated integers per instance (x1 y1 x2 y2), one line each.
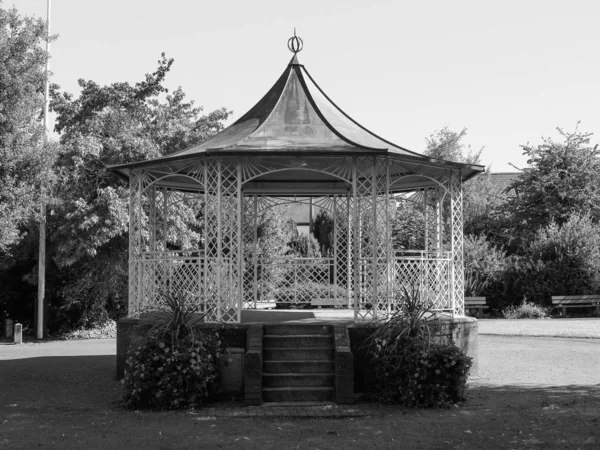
287 28 303 54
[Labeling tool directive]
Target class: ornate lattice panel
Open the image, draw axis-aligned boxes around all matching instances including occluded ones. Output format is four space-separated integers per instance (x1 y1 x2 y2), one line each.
255 257 337 306
242 195 258 309
334 195 353 308
139 251 204 311
203 158 242 322
353 157 376 320
374 158 391 315
128 171 143 316
392 251 452 312
449 171 465 316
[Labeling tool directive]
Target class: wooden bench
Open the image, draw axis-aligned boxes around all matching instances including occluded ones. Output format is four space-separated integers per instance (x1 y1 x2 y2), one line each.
310 298 345 308
465 297 488 318
551 295 600 316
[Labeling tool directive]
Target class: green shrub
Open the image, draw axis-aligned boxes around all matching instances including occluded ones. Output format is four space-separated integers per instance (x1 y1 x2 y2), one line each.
485 214 600 310
373 338 472 407
122 290 223 410
366 285 472 407
463 234 508 297
502 300 550 319
122 332 222 410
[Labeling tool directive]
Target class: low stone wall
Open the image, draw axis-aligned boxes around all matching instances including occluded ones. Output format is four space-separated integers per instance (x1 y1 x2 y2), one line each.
117 315 478 400
348 316 478 393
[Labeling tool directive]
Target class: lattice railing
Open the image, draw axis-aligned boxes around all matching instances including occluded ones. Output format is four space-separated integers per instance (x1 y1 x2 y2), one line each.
135 251 239 320
391 250 453 312
252 257 348 307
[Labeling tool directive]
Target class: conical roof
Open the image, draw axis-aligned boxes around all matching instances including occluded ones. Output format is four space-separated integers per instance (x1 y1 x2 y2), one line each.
109 47 484 188
166 55 421 157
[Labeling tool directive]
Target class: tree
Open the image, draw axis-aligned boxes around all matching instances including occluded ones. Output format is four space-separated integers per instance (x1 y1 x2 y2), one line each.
312 210 333 255
0 3 57 254
503 127 600 240
391 199 425 251
424 127 482 164
40 55 231 328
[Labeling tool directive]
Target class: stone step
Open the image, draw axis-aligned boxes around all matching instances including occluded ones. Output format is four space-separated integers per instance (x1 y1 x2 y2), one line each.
263 347 333 361
263 335 332 349
262 373 334 388
263 324 331 336
263 360 334 374
262 387 334 403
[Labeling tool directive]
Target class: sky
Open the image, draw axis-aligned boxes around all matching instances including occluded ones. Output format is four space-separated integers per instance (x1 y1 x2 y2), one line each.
14 0 600 172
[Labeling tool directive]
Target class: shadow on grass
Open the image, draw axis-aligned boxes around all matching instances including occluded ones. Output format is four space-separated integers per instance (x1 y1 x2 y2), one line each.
0 354 121 411
466 383 600 411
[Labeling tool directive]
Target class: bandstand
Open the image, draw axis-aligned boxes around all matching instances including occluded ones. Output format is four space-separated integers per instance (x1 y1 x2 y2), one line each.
109 36 484 323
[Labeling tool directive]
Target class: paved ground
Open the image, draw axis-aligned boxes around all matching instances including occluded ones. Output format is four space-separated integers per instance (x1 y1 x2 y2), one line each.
1 319 599 419
478 318 600 339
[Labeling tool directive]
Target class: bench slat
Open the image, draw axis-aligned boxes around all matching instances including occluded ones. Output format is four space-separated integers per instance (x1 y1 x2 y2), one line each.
465 297 487 306
551 296 600 304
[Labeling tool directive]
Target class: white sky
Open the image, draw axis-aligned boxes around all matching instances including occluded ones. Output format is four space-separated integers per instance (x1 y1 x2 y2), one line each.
15 0 600 172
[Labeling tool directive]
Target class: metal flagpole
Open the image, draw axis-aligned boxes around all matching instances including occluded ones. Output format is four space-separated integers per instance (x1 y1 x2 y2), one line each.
37 0 51 340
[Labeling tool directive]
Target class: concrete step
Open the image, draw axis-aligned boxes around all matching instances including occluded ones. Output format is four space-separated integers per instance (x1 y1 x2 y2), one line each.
263 335 332 349
263 360 334 374
264 324 331 336
263 387 334 403
263 347 333 361
262 373 334 388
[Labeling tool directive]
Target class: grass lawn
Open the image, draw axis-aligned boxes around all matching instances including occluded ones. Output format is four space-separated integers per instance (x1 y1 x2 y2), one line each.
1 386 599 449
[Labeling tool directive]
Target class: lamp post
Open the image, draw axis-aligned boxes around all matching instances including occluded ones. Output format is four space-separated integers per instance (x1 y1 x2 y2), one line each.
37 0 51 340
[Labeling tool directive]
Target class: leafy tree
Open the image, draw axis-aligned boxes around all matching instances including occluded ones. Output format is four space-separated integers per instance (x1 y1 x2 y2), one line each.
287 233 321 258
487 213 600 308
463 234 507 297
424 127 482 165
41 55 231 328
391 199 425 251
0 3 57 254
503 127 600 240
312 209 333 255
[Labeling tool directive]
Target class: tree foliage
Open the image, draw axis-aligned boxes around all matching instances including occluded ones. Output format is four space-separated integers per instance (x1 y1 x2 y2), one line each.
424 127 482 164
0 3 57 253
392 200 425 251
40 54 230 328
312 209 333 255
503 127 600 240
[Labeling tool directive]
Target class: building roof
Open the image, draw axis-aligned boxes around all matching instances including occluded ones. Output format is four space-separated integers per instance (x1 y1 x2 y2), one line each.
162 55 423 158
109 40 484 188
487 172 521 193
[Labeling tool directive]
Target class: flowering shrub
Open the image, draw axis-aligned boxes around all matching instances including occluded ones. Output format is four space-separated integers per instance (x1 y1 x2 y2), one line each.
122 289 223 410
122 332 222 410
502 300 550 319
372 338 472 407
366 285 472 407
60 320 117 339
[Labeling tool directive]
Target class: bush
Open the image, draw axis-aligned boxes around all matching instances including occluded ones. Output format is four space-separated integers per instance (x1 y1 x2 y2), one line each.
122 331 222 410
366 285 472 407
122 290 223 410
60 320 117 339
373 338 472 407
486 214 600 310
463 234 508 297
502 300 550 319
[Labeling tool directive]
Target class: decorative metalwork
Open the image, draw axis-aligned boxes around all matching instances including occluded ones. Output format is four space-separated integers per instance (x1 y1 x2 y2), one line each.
287 29 303 54
127 155 467 322
392 250 452 311
449 170 465 316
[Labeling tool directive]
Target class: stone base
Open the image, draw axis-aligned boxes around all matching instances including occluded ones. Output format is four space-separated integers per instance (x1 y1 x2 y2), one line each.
116 315 477 400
